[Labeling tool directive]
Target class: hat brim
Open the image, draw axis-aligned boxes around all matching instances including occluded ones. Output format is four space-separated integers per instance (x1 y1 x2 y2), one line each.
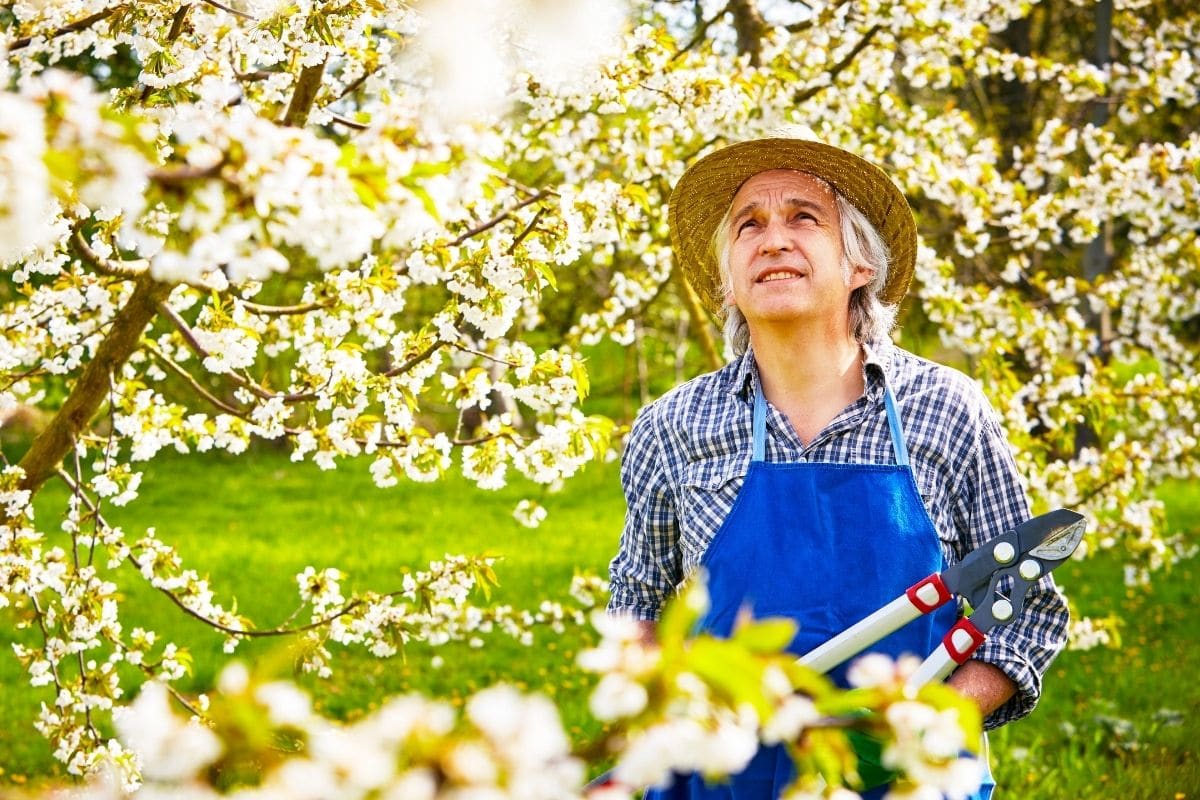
668 138 916 316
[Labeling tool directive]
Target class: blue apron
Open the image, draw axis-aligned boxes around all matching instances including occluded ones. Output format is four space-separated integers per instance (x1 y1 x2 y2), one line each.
644 378 995 800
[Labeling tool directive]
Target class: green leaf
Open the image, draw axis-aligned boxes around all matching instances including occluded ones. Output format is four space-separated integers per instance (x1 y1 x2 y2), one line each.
625 182 652 212
687 637 771 716
400 178 441 222
407 161 455 179
730 617 797 654
572 358 590 401
531 260 558 291
657 579 706 647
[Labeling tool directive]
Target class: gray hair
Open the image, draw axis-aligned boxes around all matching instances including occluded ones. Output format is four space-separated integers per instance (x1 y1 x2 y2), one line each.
712 182 898 356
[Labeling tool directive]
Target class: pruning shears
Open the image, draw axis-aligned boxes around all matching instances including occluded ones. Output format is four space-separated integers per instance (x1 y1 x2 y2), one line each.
798 507 1087 690
584 508 1086 795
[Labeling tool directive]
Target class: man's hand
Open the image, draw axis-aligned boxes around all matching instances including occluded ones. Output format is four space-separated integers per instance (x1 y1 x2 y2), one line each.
946 660 1017 717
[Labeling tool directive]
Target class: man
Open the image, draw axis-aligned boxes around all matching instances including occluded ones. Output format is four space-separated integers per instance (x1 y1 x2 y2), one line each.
607 130 1069 799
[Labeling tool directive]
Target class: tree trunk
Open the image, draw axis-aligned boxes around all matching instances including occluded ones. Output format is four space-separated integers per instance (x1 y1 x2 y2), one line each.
730 0 766 67
15 278 174 499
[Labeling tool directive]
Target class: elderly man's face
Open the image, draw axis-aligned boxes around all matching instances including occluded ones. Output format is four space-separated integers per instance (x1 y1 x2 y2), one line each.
724 169 869 332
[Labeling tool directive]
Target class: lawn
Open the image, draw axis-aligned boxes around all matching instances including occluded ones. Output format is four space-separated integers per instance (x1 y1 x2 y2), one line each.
1 447 1198 798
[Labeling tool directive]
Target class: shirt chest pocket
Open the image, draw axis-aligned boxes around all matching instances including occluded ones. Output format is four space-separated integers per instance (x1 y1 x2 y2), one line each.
677 457 749 565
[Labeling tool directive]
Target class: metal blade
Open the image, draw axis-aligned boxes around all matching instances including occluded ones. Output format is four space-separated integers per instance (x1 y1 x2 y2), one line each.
1014 508 1087 562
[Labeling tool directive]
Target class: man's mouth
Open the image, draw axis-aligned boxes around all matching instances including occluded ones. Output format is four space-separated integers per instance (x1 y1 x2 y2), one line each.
757 268 804 283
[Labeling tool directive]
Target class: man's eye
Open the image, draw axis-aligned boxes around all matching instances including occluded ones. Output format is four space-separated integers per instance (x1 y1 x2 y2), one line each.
738 219 758 232
793 213 815 223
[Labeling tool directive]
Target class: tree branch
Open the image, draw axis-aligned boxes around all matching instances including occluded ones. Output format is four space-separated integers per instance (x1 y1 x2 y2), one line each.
674 267 723 372
674 1 733 60
328 112 369 130
505 207 547 256
167 4 192 41
71 228 149 279
332 64 382 103
729 0 767 67
149 161 224 186
282 58 329 127
383 339 444 378
793 24 881 104
14 277 174 500
449 190 550 247
54 467 375 639
156 300 319 402
8 6 122 51
201 0 255 20
143 341 251 418
238 298 332 316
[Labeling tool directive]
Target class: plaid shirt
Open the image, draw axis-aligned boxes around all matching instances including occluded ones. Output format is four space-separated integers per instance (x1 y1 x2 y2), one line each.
608 338 1069 728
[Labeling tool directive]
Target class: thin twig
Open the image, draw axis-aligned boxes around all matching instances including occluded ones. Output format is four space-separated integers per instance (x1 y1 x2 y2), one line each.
72 229 149 279
793 24 881 104
158 675 207 718
506 207 547 256
55 468 372 639
383 339 443 378
8 6 122 51
328 111 369 130
449 191 550 247
673 0 733 60
233 67 275 83
156 302 209 359
1 365 50 393
70 439 84 571
26 595 78 740
143 342 251 418
157 301 320 402
201 0 255 20
149 162 224 186
238 299 333 316
332 64 381 103
452 344 519 368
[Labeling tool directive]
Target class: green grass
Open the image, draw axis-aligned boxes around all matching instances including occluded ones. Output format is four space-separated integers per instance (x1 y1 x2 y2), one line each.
1 448 1198 798
990 481 1200 798
0 449 623 785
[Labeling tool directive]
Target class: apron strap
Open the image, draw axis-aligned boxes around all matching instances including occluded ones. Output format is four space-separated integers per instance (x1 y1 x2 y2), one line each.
752 380 768 462
882 383 910 466
753 373 910 466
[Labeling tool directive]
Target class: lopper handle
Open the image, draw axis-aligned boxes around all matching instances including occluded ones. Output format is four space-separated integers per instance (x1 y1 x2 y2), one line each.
797 573 953 674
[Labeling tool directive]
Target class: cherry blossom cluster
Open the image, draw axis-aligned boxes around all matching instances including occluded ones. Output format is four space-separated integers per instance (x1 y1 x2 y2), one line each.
578 583 985 800
61 588 983 800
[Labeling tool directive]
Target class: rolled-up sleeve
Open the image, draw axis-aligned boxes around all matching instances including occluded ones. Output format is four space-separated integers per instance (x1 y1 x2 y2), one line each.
607 407 682 621
956 403 1070 729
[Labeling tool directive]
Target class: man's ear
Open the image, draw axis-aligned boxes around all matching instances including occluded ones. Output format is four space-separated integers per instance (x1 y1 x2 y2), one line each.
849 264 874 291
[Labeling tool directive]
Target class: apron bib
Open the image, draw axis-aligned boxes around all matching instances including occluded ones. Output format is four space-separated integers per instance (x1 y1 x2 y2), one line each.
645 380 995 800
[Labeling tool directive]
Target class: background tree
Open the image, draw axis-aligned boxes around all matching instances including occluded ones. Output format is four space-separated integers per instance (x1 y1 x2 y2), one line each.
1 0 1198 791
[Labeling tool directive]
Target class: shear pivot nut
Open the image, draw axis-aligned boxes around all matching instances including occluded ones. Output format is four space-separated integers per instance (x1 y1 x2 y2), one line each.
991 598 1014 621
1019 559 1042 581
993 542 1016 564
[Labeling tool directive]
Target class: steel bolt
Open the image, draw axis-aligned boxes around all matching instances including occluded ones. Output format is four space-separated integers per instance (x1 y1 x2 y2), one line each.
1019 559 1042 581
993 541 1016 564
991 598 1014 621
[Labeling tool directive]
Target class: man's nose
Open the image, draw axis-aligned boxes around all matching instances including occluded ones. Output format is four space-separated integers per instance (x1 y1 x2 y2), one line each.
758 218 792 253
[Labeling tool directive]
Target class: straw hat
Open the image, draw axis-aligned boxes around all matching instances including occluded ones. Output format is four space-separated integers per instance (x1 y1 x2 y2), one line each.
669 130 917 316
